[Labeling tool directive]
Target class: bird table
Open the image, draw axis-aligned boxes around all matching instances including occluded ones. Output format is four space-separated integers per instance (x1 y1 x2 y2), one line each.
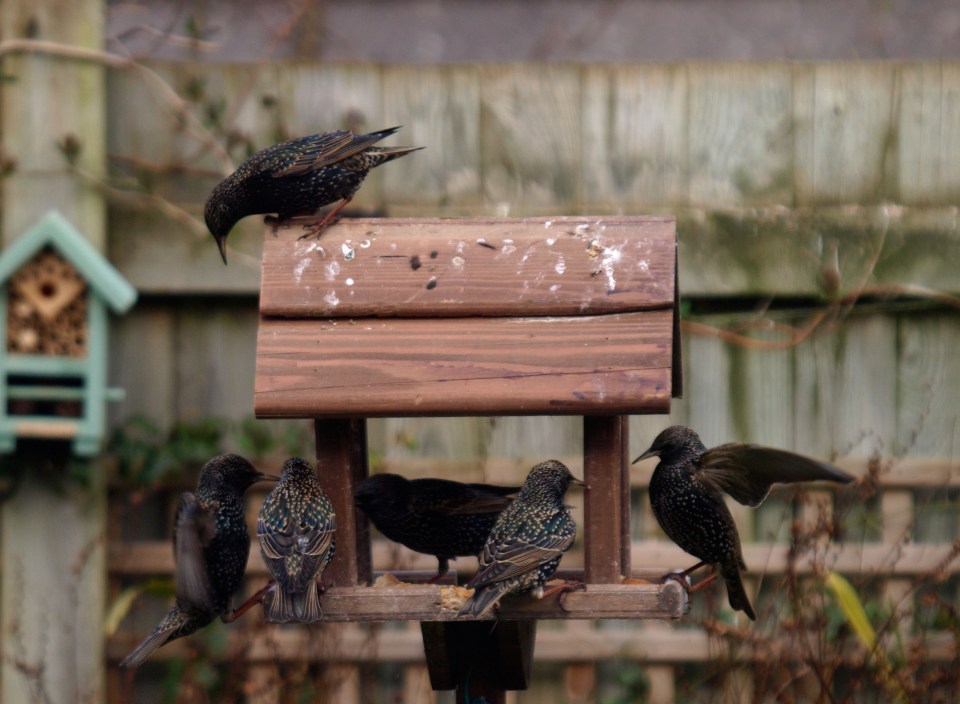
254 216 684 702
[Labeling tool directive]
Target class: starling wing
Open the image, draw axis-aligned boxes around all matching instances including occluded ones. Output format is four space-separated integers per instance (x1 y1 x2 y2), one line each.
421 481 518 516
697 444 855 507
258 508 336 622
173 492 217 611
269 127 401 178
467 532 573 589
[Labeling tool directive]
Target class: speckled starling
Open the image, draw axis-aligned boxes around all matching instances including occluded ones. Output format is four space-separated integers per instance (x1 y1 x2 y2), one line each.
634 425 855 621
458 460 585 618
355 473 520 581
257 457 336 623
204 126 422 264
120 454 276 668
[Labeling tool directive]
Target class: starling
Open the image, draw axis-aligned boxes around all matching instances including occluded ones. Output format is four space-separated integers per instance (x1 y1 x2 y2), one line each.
204 126 422 264
354 473 520 581
458 460 585 618
257 457 336 623
634 425 855 621
120 454 276 668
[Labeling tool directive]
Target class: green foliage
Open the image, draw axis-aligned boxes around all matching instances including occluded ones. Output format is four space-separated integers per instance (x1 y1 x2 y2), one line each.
599 661 650 704
108 415 226 485
107 414 312 486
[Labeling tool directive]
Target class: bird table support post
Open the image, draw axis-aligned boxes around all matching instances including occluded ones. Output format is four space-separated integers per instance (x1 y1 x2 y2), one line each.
583 416 626 583
422 620 535 704
314 418 371 586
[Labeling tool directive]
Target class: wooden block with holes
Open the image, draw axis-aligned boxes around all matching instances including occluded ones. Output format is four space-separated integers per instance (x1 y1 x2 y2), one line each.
254 215 683 699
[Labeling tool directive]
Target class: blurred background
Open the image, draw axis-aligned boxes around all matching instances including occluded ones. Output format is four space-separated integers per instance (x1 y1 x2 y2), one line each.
2 0 960 702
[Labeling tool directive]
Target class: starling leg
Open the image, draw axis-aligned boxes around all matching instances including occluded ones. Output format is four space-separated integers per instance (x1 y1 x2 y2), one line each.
299 197 352 239
427 558 451 585
226 580 275 622
687 569 719 594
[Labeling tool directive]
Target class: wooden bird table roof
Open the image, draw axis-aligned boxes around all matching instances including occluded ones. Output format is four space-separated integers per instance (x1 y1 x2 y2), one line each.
255 216 680 417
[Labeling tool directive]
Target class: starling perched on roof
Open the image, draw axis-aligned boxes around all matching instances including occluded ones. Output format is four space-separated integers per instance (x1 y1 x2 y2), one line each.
458 460 585 618
120 454 276 668
257 457 336 623
204 126 422 264
355 473 520 582
634 425 855 621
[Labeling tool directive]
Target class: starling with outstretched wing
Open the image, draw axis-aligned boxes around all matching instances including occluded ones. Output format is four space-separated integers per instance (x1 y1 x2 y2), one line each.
634 425 855 621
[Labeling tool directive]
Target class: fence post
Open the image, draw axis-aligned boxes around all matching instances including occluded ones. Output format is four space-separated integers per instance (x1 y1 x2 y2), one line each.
0 0 107 700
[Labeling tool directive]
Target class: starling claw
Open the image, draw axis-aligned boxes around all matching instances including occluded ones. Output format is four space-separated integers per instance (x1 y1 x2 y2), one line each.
661 571 693 593
551 580 587 612
264 215 283 235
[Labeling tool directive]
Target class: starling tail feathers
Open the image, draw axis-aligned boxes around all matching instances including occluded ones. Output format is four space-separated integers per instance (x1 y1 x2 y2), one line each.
119 605 213 669
720 563 757 621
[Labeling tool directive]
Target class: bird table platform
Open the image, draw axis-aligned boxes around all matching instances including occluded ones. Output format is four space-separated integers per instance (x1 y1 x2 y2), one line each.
254 215 684 699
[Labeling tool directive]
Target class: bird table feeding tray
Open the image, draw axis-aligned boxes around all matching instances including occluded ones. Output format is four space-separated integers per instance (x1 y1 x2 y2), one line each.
254 216 683 697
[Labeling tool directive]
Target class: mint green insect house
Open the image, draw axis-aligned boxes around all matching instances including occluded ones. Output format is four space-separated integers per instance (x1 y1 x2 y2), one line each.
0 211 136 456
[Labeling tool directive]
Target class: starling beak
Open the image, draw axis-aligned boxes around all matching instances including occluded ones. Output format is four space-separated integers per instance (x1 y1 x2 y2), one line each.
120 454 275 668
204 126 423 264
257 457 336 623
458 460 584 619
355 473 520 582
215 233 228 265
633 425 855 621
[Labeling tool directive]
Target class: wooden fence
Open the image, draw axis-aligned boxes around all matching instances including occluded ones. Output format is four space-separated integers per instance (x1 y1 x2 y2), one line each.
46 53 955 704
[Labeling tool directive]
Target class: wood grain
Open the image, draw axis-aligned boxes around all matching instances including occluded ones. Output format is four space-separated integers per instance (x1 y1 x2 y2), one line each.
255 311 674 417
240 581 687 622
259 216 676 318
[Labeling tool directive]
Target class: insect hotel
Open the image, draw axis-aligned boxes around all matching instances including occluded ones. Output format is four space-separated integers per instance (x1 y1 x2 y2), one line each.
0 211 136 457
254 215 683 702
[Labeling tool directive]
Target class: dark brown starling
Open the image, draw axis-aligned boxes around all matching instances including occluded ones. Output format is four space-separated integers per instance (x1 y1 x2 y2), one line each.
458 460 585 618
257 457 336 623
120 454 276 668
354 473 520 581
204 126 422 264
634 425 855 621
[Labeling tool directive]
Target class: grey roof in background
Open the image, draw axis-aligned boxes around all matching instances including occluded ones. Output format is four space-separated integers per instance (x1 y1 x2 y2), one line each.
107 0 960 63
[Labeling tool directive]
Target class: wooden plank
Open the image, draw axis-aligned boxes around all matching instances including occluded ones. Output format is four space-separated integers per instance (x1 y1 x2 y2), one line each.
175 303 260 420
224 581 687 622
898 313 960 461
583 416 624 583
382 65 483 213
898 64 960 205
255 311 674 417
259 217 675 317
581 64 688 208
479 65 582 214
687 63 794 207
795 63 897 204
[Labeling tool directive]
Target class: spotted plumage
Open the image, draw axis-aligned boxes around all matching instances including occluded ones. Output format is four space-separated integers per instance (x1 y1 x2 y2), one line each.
204 126 422 264
258 457 336 623
120 454 275 668
634 425 855 621
458 460 585 618
354 473 520 581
